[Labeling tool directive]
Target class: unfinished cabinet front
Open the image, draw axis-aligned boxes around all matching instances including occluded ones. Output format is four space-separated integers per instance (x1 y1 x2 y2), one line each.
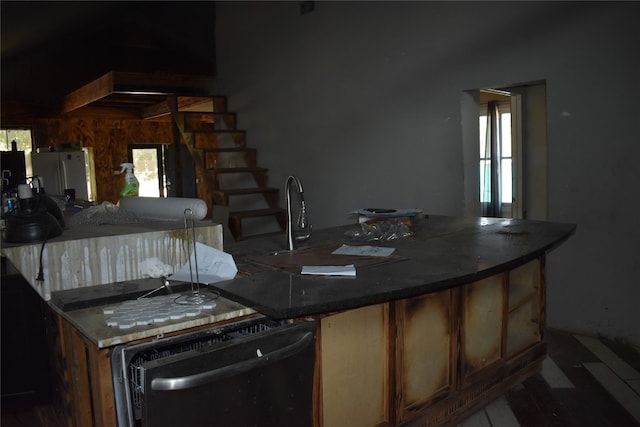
315 256 544 427
461 273 506 384
507 258 543 358
395 290 455 423
319 303 390 427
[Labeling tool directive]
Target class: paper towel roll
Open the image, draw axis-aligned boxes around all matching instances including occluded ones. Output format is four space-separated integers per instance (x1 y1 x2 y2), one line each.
118 197 208 221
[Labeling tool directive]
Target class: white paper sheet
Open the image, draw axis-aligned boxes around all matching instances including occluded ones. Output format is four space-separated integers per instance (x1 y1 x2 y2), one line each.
171 242 238 284
301 265 356 276
331 244 396 257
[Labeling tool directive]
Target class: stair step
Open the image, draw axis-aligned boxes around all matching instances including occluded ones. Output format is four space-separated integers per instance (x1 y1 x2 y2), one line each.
213 187 280 207
228 208 287 241
212 96 227 113
229 208 287 220
146 95 226 118
194 131 246 149
176 96 221 112
184 112 237 131
203 149 257 169
178 96 227 112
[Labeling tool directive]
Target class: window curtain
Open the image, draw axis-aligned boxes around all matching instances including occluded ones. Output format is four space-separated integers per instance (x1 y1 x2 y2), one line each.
482 101 502 217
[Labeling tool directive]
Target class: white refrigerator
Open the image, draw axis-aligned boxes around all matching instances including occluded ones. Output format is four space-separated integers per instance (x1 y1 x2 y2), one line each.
31 151 93 201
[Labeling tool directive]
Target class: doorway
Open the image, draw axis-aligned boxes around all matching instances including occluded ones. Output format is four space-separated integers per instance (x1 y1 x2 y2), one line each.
462 81 548 220
127 145 167 197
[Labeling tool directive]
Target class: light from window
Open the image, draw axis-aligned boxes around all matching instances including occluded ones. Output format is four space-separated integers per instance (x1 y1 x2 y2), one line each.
132 147 162 197
1 129 33 177
479 111 512 205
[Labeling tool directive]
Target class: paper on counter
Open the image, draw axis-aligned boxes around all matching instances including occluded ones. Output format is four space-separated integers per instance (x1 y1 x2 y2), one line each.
171 242 238 284
301 264 356 276
332 244 396 257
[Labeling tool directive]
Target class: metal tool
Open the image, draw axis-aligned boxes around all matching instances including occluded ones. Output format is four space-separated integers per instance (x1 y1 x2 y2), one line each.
174 208 218 305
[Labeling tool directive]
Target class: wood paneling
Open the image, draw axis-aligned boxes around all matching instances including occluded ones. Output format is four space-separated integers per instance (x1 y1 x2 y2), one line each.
32 117 173 203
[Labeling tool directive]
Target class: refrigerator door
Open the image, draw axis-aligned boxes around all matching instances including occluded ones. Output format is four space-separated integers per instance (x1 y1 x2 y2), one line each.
32 151 89 200
31 152 61 194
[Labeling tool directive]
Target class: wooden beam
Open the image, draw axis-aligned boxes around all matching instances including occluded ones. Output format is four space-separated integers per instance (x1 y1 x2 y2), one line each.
62 71 116 113
62 71 215 115
142 96 213 119
110 72 214 95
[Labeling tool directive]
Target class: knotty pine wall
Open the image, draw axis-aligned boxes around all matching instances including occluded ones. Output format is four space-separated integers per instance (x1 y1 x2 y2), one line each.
31 118 173 204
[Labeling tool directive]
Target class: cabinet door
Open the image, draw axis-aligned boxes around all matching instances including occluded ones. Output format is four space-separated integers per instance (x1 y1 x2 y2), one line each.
396 290 454 422
1 259 52 409
506 258 542 358
319 304 390 427
461 274 506 383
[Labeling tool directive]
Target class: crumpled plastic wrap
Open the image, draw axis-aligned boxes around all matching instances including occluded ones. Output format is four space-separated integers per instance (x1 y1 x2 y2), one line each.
138 257 174 278
345 219 413 242
67 201 144 226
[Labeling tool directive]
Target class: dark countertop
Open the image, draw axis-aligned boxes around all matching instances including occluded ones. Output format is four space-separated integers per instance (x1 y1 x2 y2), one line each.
210 215 576 319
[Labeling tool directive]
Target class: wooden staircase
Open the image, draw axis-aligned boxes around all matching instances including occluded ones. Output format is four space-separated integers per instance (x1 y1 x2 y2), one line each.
169 96 287 241
58 72 283 240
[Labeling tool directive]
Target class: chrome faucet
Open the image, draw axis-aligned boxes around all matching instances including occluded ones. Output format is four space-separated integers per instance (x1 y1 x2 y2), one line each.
285 175 312 251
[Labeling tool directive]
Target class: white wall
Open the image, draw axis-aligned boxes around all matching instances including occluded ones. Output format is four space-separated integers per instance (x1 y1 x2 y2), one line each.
215 1 640 344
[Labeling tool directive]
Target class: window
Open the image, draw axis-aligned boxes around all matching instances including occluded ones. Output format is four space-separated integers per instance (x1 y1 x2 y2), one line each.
479 91 513 218
1 128 33 177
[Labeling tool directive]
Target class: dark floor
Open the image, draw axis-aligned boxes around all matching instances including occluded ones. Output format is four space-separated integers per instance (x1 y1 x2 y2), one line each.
460 329 640 427
2 329 639 427
0 404 65 427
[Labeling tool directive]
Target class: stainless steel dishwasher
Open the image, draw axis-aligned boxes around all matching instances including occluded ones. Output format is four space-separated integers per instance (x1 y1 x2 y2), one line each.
111 317 316 427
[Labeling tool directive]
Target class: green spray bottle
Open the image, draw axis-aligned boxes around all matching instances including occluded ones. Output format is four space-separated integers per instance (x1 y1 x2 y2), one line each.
119 163 140 197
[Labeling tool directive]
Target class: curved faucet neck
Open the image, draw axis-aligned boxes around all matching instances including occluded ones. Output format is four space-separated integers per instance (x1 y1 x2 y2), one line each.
286 175 303 194
285 175 311 251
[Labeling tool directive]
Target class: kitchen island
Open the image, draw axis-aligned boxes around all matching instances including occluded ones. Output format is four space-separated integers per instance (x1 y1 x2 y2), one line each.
212 214 575 427
5 214 575 427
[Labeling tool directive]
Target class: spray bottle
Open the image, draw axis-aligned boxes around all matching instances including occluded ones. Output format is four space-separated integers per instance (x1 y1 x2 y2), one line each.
119 163 139 197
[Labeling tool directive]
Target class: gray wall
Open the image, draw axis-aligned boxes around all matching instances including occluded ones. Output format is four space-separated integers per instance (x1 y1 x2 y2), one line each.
215 1 640 344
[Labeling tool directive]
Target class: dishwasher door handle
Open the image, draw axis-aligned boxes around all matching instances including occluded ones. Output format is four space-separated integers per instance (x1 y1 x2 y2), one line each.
150 331 314 391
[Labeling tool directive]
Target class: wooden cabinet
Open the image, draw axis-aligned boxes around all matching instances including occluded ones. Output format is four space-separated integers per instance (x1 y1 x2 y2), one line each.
315 257 545 427
506 259 543 358
47 308 259 427
318 303 391 427
0 257 53 409
396 290 456 424
461 273 505 385
46 308 116 427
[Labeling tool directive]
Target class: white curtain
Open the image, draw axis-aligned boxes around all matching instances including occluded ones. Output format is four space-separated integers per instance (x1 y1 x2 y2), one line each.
482 101 502 217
